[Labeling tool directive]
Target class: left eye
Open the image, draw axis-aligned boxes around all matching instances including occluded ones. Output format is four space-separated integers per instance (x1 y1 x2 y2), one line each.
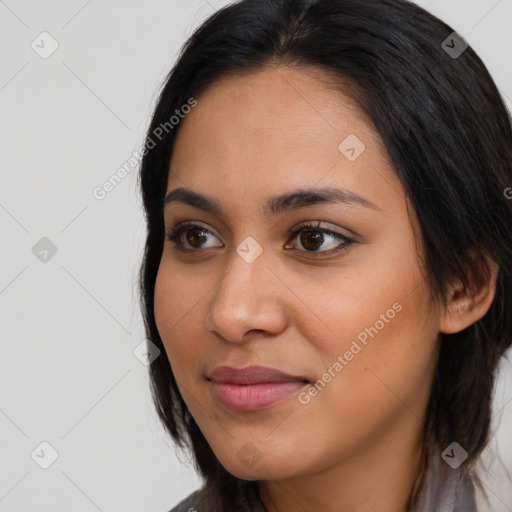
286 225 353 254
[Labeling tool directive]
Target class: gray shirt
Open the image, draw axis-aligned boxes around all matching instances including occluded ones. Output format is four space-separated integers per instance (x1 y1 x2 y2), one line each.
168 457 477 512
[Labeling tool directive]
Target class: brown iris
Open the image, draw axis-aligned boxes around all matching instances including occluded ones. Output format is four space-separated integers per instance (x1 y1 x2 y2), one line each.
300 229 323 251
186 228 209 248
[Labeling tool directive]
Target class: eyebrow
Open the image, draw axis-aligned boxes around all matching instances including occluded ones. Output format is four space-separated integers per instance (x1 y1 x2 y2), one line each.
164 186 381 216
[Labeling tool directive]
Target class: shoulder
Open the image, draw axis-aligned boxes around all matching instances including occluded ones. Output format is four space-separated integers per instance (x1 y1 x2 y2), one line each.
166 485 267 512
453 474 477 512
167 488 203 512
413 455 478 512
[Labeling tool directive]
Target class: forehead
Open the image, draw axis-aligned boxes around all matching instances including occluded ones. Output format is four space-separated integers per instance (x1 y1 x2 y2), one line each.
167 64 401 215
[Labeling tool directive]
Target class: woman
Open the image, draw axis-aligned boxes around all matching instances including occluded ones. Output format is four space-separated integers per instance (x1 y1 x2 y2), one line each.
138 0 512 510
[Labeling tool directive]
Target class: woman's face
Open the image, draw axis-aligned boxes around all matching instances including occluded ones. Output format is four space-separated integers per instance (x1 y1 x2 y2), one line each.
154 65 442 483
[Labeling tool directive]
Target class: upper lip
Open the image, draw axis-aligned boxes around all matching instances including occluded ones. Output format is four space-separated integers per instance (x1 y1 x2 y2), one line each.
208 365 309 385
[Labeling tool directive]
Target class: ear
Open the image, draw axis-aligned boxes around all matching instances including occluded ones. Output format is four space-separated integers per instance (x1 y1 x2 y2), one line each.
439 255 499 335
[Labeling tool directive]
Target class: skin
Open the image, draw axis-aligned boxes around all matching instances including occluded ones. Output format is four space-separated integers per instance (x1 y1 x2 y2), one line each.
153 64 497 512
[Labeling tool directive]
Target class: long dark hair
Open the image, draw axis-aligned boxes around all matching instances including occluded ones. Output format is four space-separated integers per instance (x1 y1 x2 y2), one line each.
138 0 512 509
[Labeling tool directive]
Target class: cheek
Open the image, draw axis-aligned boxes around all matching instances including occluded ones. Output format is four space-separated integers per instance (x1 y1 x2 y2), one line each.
153 261 207 375
154 264 177 343
294 260 427 358
289 285 438 468
310 280 438 428
294 245 438 408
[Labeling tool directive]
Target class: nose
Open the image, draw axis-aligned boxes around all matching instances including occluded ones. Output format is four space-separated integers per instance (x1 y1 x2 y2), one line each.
205 247 288 343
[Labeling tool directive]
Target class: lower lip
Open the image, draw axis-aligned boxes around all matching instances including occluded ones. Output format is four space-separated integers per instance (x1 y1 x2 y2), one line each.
209 380 308 411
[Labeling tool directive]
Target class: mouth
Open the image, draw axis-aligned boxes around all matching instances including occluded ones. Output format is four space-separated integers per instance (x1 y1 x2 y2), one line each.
207 365 310 411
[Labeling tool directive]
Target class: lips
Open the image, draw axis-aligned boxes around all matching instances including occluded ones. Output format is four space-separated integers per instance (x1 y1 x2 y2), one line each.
208 365 309 385
207 365 310 411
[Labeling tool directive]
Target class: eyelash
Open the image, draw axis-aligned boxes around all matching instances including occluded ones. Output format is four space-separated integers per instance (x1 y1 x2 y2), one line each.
165 220 354 256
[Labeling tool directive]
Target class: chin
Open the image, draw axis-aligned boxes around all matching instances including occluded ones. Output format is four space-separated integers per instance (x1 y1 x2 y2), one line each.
214 447 300 482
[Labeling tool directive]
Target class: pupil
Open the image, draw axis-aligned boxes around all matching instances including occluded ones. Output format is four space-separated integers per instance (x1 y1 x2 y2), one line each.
187 229 208 248
300 230 323 251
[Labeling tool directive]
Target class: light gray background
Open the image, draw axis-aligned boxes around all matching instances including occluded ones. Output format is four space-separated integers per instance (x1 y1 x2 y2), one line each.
0 1 511 511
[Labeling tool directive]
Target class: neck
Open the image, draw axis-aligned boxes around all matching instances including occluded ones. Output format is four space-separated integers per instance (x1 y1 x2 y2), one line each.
258 415 425 512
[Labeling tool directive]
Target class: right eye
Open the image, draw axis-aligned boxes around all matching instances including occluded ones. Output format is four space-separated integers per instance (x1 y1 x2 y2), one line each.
165 222 224 251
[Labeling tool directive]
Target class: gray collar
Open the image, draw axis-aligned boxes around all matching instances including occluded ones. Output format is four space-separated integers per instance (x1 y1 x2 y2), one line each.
169 456 477 511
254 456 477 512
412 455 477 512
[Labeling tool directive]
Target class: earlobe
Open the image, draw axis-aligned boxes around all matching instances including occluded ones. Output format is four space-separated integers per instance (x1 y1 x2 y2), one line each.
439 256 499 335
